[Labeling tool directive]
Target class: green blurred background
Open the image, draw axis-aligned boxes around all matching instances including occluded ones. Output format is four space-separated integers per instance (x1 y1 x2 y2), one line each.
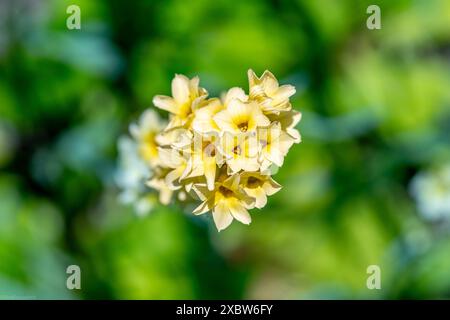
1 0 450 299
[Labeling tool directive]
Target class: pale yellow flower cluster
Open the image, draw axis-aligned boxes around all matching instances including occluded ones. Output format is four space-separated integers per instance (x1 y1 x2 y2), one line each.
125 70 301 231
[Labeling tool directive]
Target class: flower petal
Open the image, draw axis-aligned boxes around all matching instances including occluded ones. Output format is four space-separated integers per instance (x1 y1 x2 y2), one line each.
263 178 282 196
227 99 250 122
246 187 267 209
165 166 184 190
158 147 184 168
229 199 252 225
247 69 259 87
261 70 279 94
153 95 178 114
172 74 191 103
223 173 240 190
159 188 172 205
223 87 247 105
274 84 296 102
213 109 238 133
213 201 233 231
193 199 211 215
204 156 217 191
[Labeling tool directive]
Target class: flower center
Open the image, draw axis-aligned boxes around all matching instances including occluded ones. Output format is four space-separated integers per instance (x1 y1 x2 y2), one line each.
179 101 192 118
203 142 216 157
246 176 261 188
219 186 234 197
140 133 158 160
232 146 241 155
260 139 268 148
238 122 248 132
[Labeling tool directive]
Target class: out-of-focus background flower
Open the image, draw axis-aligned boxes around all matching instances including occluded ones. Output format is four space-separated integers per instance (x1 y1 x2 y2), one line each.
1 0 450 299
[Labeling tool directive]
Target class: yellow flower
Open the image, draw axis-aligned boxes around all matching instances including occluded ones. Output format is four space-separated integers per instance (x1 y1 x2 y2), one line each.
129 109 166 167
191 98 223 134
240 172 281 209
221 87 248 105
192 87 249 134
153 74 208 129
154 127 218 191
192 173 255 231
248 69 296 115
213 99 270 135
268 109 302 143
120 69 302 230
155 126 190 148
258 122 295 172
219 132 260 174
184 132 221 191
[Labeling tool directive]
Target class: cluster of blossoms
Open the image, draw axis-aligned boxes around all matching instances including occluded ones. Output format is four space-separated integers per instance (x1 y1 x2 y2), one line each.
117 70 301 231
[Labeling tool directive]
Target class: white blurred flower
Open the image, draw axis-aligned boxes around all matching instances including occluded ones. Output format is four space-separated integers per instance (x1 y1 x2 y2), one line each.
146 171 174 205
115 136 155 216
410 165 450 222
130 109 166 167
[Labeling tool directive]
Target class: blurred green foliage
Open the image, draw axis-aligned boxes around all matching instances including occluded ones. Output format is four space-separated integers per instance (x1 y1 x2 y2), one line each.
0 0 449 299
